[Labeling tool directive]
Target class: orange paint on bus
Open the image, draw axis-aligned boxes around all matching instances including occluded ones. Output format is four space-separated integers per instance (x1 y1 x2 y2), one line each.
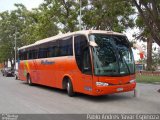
18 30 136 96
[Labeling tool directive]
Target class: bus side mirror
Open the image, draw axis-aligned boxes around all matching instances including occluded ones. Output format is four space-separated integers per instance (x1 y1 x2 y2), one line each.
89 41 98 47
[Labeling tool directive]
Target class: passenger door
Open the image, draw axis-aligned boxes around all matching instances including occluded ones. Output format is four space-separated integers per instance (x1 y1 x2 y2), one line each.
81 47 93 93
74 35 93 94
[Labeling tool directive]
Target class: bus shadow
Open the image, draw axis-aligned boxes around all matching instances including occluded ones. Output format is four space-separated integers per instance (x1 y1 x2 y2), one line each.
74 92 134 102
5 76 14 77
21 82 67 95
21 82 134 102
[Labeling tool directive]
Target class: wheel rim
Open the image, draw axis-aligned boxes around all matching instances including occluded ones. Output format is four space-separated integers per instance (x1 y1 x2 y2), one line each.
28 76 31 84
67 82 70 93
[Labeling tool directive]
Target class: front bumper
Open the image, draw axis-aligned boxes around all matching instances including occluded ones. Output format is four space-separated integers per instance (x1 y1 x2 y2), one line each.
92 82 136 96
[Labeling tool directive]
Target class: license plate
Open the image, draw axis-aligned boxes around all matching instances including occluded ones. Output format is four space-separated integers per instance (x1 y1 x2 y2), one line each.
117 88 123 92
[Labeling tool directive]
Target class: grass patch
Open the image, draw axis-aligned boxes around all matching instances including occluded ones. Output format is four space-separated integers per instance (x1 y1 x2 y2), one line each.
136 75 160 84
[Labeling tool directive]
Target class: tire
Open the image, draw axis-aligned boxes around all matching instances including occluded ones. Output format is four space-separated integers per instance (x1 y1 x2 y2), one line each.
133 88 138 97
27 74 33 86
66 79 75 97
15 75 18 80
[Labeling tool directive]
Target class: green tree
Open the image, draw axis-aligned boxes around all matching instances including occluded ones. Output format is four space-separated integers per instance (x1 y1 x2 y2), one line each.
152 48 160 70
39 0 79 33
0 4 37 66
0 0 136 67
132 0 160 46
135 15 153 70
0 3 59 67
0 11 18 67
82 0 135 32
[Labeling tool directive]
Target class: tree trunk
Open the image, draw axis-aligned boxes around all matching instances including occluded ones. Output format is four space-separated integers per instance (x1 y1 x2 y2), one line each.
132 0 160 46
9 58 14 69
146 37 153 70
4 60 7 67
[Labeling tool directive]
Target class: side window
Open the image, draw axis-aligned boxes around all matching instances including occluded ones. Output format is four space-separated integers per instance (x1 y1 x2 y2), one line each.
48 40 59 57
25 52 27 60
19 50 22 60
38 48 43 58
38 48 48 58
29 50 32 59
38 40 60 58
29 50 38 59
82 47 92 74
38 43 50 58
32 50 38 59
74 35 89 72
20 51 27 60
59 37 73 56
48 47 55 57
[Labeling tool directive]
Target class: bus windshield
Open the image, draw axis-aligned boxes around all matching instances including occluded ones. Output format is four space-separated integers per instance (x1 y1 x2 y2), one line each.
89 34 135 76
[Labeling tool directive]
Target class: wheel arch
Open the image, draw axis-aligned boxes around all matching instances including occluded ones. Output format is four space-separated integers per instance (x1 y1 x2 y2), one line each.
62 74 74 90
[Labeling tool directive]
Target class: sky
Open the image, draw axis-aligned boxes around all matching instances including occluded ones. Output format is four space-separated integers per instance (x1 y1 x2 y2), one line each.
0 0 43 12
0 0 146 61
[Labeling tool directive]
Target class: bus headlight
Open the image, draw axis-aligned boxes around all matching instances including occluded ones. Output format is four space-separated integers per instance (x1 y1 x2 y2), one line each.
96 82 109 86
130 79 136 83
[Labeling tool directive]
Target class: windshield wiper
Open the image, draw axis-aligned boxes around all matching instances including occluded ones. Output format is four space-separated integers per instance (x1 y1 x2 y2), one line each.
119 51 131 75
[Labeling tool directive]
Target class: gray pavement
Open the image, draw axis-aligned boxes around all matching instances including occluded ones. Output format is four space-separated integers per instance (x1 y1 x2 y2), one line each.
0 74 160 114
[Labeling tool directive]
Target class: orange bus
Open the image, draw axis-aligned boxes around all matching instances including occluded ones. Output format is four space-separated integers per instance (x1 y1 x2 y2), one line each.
18 30 136 96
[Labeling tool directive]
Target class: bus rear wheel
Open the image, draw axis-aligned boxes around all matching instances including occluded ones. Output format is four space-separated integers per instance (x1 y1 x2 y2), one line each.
66 80 75 97
27 74 33 86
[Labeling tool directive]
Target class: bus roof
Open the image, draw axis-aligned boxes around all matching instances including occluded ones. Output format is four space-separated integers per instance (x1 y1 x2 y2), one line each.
18 30 125 50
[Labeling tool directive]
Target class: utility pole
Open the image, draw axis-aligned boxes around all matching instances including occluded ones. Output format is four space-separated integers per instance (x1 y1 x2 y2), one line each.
79 0 82 30
14 27 17 69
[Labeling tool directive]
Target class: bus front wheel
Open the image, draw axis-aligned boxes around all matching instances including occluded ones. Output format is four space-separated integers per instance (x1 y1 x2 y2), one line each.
66 80 75 97
27 74 33 86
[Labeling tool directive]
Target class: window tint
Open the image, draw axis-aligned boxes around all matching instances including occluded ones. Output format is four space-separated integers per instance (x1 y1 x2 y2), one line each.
48 46 57 57
59 37 73 56
19 36 73 60
82 47 92 74
19 51 28 60
38 48 48 58
29 50 38 59
74 35 88 72
48 40 59 57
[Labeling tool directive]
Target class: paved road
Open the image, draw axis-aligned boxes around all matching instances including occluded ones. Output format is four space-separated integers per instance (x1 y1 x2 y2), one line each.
0 74 160 114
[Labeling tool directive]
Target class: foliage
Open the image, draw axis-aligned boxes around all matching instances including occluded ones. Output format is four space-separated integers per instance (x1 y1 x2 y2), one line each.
0 10 19 66
0 0 135 66
82 0 135 32
39 0 80 33
133 3 150 70
152 48 160 70
132 0 160 46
